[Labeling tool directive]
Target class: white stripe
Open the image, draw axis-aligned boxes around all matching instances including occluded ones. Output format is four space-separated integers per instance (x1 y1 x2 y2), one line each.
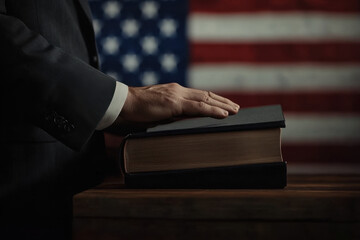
189 13 360 42
283 114 360 143
287 164 360 174
188 64 360 91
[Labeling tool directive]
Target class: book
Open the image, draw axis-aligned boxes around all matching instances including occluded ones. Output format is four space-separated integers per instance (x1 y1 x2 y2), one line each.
119 105 287 189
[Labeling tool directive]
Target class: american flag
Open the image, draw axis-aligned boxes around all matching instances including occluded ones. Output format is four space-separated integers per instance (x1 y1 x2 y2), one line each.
89 0 360 174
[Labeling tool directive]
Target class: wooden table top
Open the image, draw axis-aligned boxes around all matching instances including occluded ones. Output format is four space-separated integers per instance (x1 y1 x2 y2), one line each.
73 175 360 222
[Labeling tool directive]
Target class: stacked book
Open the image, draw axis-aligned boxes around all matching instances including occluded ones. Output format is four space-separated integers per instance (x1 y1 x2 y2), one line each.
119 105 286 189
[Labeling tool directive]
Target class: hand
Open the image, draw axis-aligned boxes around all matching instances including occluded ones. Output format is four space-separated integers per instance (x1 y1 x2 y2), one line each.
110 83 240 133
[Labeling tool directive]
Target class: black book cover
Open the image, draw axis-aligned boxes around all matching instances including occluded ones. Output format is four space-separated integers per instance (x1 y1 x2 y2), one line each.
120 105 287 189
130 104 285 139
125 162 287 189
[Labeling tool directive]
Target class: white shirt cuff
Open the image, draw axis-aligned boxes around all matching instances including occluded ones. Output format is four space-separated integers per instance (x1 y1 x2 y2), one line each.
96 81 128 130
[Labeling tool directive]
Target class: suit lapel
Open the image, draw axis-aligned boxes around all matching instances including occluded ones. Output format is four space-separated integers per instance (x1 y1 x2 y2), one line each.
74 0 100 68
76 0 93 24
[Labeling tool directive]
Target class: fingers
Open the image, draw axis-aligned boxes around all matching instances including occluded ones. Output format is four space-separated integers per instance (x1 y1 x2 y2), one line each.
180 99 230 119
117 84 240 131
209 91 239 107
184 88 240 115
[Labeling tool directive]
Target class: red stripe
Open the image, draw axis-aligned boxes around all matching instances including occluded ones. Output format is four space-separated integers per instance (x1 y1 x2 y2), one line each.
190 0 360 13
217 91 360 113
282 143 360 163
190 42 360 64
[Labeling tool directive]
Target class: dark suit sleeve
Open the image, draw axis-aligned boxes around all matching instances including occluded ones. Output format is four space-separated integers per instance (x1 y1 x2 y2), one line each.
0 5 117 150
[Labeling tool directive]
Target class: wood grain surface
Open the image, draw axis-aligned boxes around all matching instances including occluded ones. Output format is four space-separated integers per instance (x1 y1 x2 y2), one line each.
73 175 360 240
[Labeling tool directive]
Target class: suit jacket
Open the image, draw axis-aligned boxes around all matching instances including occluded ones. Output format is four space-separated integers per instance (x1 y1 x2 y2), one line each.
0 0 117 216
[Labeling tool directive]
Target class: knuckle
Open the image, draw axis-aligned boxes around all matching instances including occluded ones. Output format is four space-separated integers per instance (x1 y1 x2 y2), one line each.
202 93 211 103
168 82 180 89
198 101 207 109
166 83 181 95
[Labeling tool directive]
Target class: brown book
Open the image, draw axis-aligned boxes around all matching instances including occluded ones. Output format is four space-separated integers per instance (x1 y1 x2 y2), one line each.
124 128 282 173
120 105 286 188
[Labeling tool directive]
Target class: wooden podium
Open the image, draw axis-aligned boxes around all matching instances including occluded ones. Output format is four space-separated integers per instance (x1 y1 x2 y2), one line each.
73 175 360 240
